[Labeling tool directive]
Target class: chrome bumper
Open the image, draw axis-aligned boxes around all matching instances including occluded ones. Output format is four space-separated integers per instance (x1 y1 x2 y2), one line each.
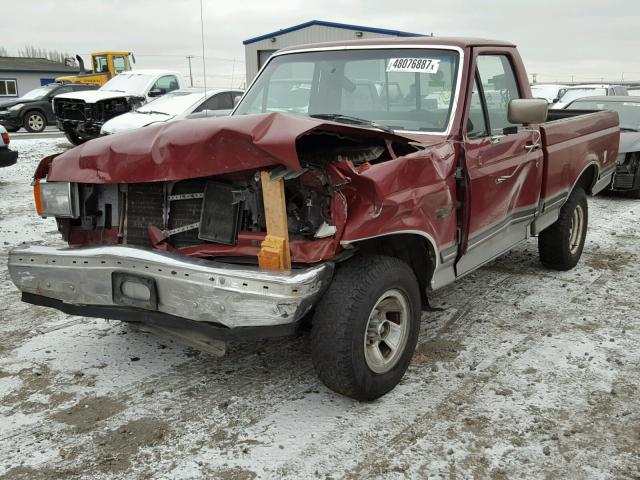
8 245 333 329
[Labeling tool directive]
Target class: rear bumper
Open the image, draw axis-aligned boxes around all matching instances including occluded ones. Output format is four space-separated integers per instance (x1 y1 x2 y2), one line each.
8 245 333 331
0 148 18 167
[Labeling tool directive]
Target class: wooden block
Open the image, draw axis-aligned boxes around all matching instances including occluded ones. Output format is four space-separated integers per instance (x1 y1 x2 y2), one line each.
258 235 289 270
258 171 291 270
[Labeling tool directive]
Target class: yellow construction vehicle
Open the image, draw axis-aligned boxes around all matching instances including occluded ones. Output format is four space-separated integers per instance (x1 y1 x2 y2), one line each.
56 52 135 85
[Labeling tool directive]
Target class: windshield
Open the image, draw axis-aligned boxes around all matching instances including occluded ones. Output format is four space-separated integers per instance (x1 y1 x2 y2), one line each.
557 88 606 104
100 73 154 95
137 90 205 115
566 100 640 130
20 86 56 100
234 48 460 133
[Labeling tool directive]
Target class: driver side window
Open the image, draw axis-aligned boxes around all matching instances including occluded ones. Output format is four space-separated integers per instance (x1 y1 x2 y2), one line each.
476 55 521 134
152 75 179 94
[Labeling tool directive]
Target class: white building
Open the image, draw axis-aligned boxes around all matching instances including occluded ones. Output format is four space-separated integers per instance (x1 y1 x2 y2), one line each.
0 57 80 98
243 20 425 84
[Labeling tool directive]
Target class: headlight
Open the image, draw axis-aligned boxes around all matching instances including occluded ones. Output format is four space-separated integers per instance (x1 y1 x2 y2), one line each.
34 180 79 218
8 103 25 111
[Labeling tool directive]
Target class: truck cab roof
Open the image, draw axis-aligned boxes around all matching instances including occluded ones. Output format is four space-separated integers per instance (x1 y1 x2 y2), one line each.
277 36 516 53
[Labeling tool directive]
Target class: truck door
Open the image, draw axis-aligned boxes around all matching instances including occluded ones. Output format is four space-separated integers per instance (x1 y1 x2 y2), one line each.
457 52 544 276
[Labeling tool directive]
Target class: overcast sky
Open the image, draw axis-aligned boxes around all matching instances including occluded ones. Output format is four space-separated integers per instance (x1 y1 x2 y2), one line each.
3 0 639 87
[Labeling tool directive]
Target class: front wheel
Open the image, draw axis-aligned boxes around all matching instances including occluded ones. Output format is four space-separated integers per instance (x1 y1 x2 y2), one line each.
538 186 588 270
23 111 47 133
311 255 421 400
64 130 87 146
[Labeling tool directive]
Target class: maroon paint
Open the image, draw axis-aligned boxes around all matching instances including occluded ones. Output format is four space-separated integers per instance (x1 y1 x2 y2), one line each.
39 40 620 268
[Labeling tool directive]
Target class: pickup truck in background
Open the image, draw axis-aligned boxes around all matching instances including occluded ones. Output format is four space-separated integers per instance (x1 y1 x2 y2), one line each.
53 69 186 145
9 37 619 400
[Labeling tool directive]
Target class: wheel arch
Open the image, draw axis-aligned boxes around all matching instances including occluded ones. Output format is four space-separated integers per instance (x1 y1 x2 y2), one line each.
572 162 599 195
341 232 437 307
23 107 47 119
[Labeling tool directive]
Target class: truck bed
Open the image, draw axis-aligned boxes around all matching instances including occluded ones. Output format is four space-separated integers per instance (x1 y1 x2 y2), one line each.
538 110 619 206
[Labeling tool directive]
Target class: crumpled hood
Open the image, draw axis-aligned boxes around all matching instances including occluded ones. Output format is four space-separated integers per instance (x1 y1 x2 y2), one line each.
45 113 415 183
54 90 141 104
619 131 640 154
101 111 174 135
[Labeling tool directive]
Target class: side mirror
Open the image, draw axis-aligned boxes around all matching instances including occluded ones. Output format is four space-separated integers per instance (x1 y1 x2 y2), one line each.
508 98 548 125
148 88 164 98
233 95 242 106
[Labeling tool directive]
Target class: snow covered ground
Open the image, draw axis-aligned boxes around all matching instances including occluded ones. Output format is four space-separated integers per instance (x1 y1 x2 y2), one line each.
0 138 638 479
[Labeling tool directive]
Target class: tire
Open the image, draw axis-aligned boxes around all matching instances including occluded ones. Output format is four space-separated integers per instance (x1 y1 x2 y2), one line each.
23 110 47 133
538 186 588 270
311 255 422 400
64 130 86 146
4 126 19 133
629 155 640 199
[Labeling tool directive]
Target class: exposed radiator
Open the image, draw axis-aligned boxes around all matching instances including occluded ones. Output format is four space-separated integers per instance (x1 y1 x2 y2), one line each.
125 183 165 247
125 180 214 249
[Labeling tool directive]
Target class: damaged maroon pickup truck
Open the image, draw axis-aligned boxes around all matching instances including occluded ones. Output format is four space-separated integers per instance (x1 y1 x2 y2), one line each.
9 37 619 400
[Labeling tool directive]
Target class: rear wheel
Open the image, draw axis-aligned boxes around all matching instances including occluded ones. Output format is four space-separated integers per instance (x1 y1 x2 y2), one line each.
538 186 588 270
23 111 46 133
311 255 421 400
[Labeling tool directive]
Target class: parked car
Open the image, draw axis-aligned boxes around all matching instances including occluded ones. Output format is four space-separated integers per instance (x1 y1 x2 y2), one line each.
53 70 186 145
101 88 243 135
552 84 628 109
530 83 569 104
628 86 640 97
0 83 98 133
0 125 18 167
565 96 640 197
9 37 619 400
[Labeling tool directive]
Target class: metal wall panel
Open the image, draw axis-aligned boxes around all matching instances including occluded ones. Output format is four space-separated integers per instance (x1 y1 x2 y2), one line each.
244 25 410 83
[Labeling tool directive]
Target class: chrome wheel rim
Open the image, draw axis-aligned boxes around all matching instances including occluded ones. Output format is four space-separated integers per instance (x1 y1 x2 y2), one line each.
28 114 44 131
569 204 584 255
364 289 410 374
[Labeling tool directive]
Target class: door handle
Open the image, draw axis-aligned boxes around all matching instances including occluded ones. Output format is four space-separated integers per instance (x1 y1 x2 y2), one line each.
494 175 513 184
525 142 541 152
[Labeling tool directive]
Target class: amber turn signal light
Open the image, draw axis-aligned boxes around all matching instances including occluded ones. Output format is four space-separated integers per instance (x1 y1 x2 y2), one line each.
33 179 43 216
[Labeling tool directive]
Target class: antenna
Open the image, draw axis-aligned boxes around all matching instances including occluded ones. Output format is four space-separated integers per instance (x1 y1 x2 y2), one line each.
199 0 207 115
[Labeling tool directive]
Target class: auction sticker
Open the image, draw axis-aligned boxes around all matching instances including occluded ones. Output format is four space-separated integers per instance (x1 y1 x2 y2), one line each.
386 58 440 74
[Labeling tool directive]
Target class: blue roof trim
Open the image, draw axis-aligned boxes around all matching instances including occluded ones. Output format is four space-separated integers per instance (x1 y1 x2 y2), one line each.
243 20 424 45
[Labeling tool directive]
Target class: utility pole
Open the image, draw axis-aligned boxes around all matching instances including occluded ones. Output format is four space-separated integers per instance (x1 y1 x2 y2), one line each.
531 73 537 84
230 57 236 88
186 55 194 87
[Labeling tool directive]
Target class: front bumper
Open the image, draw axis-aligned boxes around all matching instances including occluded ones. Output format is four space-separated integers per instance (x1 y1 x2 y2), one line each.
0 112 22 129
0 148 18 167
8 245 333 331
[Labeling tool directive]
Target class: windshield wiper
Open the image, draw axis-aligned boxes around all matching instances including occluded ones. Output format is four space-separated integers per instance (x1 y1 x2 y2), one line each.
620 127 639 132
137 110 170 116
310 113 395 134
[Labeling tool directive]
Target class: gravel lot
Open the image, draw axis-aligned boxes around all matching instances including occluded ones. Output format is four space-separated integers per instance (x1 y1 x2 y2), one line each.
0 138 638 480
